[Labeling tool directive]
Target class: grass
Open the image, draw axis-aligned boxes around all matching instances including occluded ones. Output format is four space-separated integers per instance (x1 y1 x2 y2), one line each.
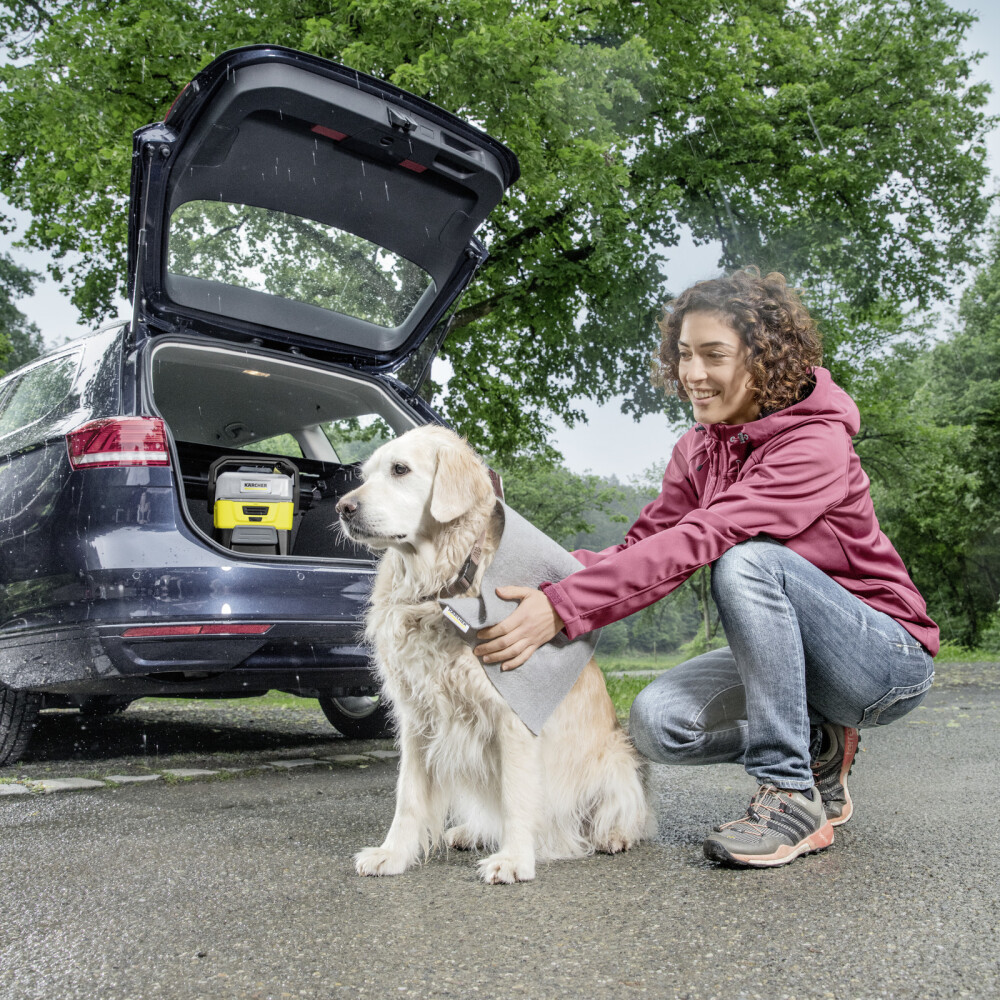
603 673 657 717
933 642 999 663
599 652 689 673
147 690 322 710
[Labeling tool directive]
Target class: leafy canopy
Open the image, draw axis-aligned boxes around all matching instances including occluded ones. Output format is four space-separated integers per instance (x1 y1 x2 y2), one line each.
855 217 1000 647
0 0 993 456
0 254 44 375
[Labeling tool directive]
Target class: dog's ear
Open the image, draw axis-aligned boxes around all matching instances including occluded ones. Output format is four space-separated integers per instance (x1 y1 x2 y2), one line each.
430 441 493 523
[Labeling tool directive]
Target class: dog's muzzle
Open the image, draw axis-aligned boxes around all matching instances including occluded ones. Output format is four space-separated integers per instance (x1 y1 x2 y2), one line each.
336 497 358 522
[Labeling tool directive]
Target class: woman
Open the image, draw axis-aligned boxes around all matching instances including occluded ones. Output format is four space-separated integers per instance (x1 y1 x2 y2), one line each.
473 268 937 868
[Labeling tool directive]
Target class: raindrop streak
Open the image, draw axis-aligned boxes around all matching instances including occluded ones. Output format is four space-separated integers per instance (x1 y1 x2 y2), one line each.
384 182 390 202
806 107 826 152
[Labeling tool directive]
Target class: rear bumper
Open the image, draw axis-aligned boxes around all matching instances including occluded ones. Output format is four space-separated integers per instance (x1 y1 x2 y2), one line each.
0 621 377 697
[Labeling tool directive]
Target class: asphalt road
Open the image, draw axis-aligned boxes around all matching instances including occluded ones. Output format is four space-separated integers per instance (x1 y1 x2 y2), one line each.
1 664 998 1000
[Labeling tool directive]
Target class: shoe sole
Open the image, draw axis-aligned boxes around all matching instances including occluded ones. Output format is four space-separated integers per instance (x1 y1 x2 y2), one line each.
828 727 859 827
703 820 835 868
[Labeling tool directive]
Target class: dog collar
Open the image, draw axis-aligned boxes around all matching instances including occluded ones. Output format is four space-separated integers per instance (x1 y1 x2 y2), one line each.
438 514 493 599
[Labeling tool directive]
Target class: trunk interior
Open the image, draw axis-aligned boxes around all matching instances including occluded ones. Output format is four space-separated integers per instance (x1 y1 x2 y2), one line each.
148 339 419 560
173 439 366 559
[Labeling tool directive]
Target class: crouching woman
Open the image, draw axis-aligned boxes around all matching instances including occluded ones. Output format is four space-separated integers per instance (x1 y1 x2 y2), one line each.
474 267 937 868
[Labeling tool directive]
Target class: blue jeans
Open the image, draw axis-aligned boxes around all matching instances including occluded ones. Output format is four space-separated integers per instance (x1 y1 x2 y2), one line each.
628 540 935 789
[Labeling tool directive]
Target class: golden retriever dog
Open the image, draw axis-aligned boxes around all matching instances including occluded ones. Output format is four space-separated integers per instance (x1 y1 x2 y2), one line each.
336 425 653 884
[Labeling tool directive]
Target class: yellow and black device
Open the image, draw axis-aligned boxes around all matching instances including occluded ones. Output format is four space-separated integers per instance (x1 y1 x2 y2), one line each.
207 456 300 555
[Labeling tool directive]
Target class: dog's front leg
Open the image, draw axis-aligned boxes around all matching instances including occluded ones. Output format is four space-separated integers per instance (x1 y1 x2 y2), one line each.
478 721 540 884
355 728 444 877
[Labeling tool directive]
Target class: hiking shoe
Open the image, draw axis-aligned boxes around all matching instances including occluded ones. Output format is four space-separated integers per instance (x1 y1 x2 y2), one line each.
811 723 859 827
703 784 834 867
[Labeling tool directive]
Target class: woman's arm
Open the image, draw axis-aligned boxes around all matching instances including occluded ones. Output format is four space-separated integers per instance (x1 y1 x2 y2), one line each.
547 423 849 639
477 422 850 663
475 434 701 667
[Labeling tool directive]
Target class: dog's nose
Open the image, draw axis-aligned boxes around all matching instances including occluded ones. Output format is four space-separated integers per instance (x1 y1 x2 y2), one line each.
336 498 358 520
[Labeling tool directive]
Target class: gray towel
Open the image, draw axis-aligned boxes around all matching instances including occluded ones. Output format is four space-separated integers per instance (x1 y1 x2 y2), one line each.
438 502 600 735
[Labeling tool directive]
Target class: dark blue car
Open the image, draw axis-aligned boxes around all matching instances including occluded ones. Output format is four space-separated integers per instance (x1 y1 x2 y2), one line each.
0 46 518 764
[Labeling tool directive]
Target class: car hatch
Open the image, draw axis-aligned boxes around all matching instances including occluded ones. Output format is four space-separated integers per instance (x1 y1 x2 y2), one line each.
128 45 519 371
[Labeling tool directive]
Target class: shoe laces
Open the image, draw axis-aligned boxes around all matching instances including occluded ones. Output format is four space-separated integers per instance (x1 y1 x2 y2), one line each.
717 785 788 838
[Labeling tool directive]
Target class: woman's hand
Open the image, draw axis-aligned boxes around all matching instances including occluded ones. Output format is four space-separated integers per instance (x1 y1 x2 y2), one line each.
473 587 565 671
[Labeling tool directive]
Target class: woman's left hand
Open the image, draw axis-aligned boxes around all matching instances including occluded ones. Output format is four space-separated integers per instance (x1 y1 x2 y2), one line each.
473 587 565 671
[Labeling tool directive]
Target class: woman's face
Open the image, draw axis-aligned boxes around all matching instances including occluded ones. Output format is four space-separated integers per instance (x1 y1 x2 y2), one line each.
677 311 760 425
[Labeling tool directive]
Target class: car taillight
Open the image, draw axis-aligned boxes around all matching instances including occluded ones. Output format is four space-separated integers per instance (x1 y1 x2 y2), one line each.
122 624 273 638
66 417 171 469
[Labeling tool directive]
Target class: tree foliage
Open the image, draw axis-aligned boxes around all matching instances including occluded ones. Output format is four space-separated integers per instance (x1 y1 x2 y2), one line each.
0 253 44 376
0 0 993 456
857 219 1000 647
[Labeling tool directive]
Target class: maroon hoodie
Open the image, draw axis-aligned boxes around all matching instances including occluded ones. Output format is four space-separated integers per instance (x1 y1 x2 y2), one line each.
541 367 939 655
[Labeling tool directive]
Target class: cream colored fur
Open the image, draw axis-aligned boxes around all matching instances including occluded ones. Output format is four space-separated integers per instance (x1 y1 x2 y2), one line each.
337 425 654 884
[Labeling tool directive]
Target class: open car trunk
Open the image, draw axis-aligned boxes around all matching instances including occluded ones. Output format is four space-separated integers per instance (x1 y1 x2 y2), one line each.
148 339 419 559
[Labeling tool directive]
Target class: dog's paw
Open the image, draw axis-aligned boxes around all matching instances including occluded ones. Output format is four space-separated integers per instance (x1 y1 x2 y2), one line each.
445 824 481 851
595 833 632 855
354 846 412 877
477 852 535 884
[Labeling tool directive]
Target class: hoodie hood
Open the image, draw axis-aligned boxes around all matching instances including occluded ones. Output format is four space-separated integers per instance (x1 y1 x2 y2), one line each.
698 367 860 446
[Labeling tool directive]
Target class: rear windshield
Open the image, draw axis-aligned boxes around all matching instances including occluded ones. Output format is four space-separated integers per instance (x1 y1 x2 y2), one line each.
167 200 433 329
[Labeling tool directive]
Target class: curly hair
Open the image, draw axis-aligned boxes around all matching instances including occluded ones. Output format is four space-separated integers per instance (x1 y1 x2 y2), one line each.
653 268 822 415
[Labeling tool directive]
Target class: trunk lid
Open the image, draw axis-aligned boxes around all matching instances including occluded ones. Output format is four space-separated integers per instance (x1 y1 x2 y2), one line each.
128 45 519 372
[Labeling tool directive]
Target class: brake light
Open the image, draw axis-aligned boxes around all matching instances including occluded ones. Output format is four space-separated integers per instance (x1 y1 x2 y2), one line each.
66 417 171 469
122 624 273 638
311 124 347 142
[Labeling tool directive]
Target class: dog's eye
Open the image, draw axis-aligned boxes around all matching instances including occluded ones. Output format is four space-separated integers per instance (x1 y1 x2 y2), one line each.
392 463 410 477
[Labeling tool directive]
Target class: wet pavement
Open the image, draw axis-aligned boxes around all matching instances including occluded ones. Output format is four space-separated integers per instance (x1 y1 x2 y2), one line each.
1 664 998 1000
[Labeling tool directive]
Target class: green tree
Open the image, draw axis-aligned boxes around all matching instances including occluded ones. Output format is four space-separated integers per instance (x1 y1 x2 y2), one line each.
495 454 628 547
0 0 993 455
0 254 44 375
856 220 1000 647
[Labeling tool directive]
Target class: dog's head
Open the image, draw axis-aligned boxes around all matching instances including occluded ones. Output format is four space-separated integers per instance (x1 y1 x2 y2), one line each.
336 425 495 550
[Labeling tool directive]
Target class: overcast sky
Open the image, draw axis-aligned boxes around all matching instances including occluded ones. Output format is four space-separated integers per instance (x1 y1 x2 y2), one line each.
1 2 997 481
